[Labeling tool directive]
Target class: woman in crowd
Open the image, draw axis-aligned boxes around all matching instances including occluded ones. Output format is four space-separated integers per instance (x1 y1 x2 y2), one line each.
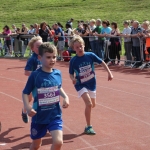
107 22 121 65
36 22 52 42
2 25 12 56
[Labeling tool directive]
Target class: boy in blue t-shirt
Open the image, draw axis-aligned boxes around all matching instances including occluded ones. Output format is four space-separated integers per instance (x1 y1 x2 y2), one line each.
22 42 69 150
22 36 43 123
69 35 113 135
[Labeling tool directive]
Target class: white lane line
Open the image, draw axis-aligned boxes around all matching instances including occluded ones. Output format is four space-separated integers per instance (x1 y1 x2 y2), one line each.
0 92 22 102
0 76 26 83
64 126 97 150
57 67 150 86
76 141 122 150
1 75 150 126
65 93 150 127
0 76 149 100
97 85 150 99
0 91 97 150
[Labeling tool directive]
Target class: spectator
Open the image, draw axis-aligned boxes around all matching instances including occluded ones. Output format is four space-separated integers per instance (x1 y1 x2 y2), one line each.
20 23 28 57
93 19 103 58
67 18 74 28
79 23 90 52
107 22 121 65
65 23 73 47
33 23 39 34
88 19 96 54
54 23 65 61
130 21 142 67
2 25 12 56
28 25 35 34
101 20 112 61
122 20 132 66
141 21 150 61
37 22 52 42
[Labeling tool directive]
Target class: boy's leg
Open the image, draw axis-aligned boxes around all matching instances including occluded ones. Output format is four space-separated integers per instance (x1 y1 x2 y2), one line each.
91 98 96 108
81 92 93 126
80 89 96 135
30 138 42 150
50 130 63 150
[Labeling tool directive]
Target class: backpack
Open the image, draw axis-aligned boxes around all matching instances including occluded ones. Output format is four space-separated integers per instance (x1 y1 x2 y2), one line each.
62 51 71 61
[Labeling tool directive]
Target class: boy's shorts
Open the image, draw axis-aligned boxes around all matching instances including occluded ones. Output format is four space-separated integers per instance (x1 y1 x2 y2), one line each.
57 41 65 50
30 118 63 140
78 87 96 98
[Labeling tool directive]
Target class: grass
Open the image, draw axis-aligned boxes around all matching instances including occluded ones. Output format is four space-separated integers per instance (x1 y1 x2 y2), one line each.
0 0 149 56
0 0 150 30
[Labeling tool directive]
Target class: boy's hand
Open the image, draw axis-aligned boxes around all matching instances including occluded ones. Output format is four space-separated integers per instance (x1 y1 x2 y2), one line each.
108 73 113 81
27 107 37 117
62 97 69 108
72 78 77 85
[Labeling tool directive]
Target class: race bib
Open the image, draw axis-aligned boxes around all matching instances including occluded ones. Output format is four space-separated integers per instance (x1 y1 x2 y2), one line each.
79 65 94 83
37 86 60 106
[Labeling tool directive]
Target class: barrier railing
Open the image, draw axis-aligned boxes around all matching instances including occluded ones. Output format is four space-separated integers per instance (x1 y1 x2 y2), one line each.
0 34 149 70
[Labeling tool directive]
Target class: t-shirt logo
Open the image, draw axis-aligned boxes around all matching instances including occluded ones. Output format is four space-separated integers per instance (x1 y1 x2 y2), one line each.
37 86 60 106
79 65 94 83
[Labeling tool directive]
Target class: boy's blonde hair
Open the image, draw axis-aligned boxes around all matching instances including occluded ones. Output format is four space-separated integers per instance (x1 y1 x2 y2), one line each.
38 42 57 56
69 35 85 49
28 36 42 49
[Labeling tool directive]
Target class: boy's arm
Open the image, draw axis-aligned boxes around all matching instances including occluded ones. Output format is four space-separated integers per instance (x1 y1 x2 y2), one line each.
101 61 113 81
22 93 37 117
24 70 32 76
70 74 77 84
59 88 69 108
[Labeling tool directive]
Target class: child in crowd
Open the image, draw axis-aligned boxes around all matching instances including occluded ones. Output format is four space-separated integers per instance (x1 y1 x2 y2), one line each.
69 35 113 135
22 36 43 123
22 42 69 150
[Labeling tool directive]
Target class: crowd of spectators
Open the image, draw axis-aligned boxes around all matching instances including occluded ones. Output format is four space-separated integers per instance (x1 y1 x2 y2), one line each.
0 18 150 67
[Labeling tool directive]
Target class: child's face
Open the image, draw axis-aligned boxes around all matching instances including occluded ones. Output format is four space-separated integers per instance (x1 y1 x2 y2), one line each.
40 52 57 69
73 41 84 56
32 40 42 54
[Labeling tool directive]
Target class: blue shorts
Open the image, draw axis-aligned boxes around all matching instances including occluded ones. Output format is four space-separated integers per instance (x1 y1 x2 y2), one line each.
30 118 63 140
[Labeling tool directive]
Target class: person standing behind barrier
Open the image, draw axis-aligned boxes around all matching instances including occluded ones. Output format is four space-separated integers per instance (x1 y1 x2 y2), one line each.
130 21 142 67
20 24 28 57
2 25 12 57
54 23 65 61
93 19 103 58
140 21 150 61
22 36 43 123
37 22 52 42
101 20 112 61
107 22 121 65
11 24 17 56
122 21 132 66
69 35 113 135
79 23 90 52
88 19 96 54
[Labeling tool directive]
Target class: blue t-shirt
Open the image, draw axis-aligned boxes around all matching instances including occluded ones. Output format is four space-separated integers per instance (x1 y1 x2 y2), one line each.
25 53 42 71
101 27 112 34
54 27 65 41
69 52 102 91
23 68 62 124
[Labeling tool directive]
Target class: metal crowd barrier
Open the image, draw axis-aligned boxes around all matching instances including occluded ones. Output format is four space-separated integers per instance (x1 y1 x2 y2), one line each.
0 34 149 70
0 34 36 57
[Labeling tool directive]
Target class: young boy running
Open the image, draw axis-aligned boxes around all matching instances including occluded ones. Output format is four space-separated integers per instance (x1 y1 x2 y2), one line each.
22 36 43 123
22 42 69 150
69 35 113 135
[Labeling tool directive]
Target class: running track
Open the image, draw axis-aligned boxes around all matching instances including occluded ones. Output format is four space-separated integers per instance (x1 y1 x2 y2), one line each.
0 58 150 150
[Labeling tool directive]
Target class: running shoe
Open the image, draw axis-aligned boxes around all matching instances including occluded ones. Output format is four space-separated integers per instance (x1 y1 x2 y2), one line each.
84 126 96 135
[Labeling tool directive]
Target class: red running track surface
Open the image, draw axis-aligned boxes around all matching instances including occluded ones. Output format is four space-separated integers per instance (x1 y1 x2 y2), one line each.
0 58 150 150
